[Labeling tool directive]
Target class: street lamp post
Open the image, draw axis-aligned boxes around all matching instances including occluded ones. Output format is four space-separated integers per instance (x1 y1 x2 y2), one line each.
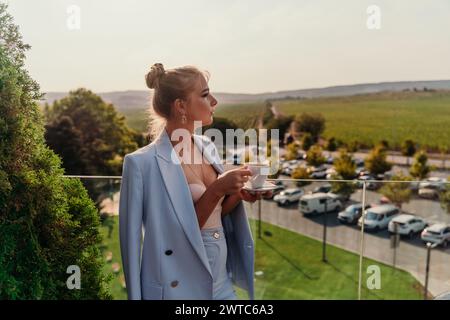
424 242 437 300
390 222 400 269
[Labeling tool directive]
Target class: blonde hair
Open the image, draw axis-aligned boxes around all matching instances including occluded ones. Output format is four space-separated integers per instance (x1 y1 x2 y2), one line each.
145 63 210 141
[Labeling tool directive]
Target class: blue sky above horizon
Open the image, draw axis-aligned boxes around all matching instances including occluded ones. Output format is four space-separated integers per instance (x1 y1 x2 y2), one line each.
6 0 450 94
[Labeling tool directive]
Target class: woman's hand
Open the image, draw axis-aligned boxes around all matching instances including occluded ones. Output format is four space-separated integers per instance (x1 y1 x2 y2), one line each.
239 189 273 203
212 166 253 196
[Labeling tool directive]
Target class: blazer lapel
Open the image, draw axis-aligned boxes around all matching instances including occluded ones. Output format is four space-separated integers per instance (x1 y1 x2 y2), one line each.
154 129 217 278
192 134 224 175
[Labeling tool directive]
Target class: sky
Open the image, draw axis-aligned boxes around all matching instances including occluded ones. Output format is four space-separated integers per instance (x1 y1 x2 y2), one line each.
5 0 450 93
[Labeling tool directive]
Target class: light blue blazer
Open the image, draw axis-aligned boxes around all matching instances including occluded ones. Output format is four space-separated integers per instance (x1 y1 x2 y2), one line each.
119 128 255 300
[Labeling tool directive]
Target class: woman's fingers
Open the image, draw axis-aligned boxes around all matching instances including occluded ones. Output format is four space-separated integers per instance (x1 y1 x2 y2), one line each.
237 168 252 177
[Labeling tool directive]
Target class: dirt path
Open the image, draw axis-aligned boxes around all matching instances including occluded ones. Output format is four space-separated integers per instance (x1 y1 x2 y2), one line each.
270 103 284 119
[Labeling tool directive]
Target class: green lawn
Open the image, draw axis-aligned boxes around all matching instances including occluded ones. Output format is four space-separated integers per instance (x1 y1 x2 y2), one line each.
243 219 423 300
99 216 128 300
99 216 423 300
276 90 450 151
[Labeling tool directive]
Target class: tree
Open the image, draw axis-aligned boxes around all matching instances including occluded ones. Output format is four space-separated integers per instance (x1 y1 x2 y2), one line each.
293 112 325 142
301 133 314 151
44 116 88 175
262 101 274 125
266 115 294 146
379 173 412 209
291 166 311 187
379 140 390 151
203 116 238 157
0 4 111 299
401 139 416 165
203 116 238 137
326 137 337 152
333 149 356 179
439 146 449 169
44 88 138 176
347 140 360 153
331 149 357 200
409 150 431 180
285 142 300 161
365 145 392 175
306 145 326 167
441 182 450 214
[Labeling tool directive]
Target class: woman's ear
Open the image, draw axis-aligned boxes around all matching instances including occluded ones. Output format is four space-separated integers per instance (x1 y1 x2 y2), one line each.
173 98 187 116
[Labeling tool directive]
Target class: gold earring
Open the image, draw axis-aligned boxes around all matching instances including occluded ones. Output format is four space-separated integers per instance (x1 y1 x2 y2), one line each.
181 114 187 124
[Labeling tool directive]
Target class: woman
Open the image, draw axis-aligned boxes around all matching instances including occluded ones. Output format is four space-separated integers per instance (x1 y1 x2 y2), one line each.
119 63 271 300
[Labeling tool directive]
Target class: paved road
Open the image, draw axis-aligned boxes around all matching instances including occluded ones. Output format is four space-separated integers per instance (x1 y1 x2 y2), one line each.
243 179 450 297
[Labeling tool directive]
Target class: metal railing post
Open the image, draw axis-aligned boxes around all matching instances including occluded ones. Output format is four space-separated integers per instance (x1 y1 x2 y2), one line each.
258 198 262 239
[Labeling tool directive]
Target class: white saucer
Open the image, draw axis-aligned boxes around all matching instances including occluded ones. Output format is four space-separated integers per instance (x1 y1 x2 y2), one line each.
243 181 278 192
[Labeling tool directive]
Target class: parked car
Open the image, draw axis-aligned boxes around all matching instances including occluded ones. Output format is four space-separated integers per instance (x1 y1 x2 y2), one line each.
282 167 293 176
338 203 371 224
355 167 366 176
307 165 327 179
299 192 342 216
388 214 428 238
281 161 291 169
325 167 337 179
357 204 400 232
313 184 332 194
383 171 394 180
326 156 334 164
354 158 365 167
266 184 286 200
419 177 447 191
296 152 306 160
274 188 304 206
421 224 450 247
273 180 284 187
311 170 327 179
354 175 379 190
418 187 440 200
357 170 371 177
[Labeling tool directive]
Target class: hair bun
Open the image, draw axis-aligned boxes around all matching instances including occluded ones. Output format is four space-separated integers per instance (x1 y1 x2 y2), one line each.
145 63 165 89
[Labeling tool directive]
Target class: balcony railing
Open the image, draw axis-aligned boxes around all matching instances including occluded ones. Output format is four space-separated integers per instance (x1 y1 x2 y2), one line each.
66 175 450 300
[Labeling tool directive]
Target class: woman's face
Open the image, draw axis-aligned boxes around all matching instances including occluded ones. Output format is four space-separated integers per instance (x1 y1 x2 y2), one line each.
186 76 218 126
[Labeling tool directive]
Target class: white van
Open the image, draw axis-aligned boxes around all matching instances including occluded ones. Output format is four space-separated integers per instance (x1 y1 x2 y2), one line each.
358 204 400 232
299 193 342 216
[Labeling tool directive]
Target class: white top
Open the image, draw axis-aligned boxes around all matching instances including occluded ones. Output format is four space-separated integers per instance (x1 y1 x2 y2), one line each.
188 182 224 229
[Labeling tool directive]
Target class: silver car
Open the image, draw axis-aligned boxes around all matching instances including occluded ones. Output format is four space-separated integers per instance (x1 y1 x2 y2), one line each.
421 224 450 247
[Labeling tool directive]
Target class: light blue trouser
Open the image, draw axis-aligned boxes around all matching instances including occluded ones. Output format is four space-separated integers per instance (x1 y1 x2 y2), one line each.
201 226 237 300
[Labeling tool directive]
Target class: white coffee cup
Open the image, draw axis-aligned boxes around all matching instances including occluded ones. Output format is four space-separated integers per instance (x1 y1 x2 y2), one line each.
247 162 270 189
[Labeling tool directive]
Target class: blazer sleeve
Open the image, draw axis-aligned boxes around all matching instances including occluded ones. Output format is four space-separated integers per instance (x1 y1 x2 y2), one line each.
119 155 144 300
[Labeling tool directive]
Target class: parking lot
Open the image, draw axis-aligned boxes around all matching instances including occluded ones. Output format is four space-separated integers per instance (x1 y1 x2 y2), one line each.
244 176 450 297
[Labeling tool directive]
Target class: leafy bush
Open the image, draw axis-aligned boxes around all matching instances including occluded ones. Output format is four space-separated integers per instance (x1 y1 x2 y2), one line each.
0 4 111 299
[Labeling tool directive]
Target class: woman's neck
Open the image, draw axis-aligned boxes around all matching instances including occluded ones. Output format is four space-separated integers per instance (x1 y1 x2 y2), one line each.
166 123 193 148
165 122 194 141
